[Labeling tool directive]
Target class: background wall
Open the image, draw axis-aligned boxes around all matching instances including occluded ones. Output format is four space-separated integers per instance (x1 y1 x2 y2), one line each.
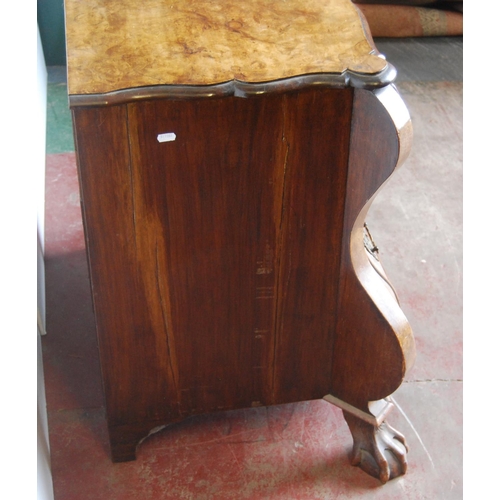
38 25 55 500
38 0 66 66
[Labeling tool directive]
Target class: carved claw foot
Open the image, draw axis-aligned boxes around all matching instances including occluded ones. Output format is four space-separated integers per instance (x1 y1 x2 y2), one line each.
343 411 408 483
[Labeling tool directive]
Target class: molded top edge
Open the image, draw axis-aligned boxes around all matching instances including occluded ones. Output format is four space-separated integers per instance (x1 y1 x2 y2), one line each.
68 67 397 107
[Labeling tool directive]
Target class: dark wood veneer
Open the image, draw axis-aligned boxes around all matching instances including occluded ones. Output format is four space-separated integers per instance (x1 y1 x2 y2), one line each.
74 88 357 443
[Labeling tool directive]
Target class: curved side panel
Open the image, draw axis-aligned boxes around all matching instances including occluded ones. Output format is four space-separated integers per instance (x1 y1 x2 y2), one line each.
331 86 415 410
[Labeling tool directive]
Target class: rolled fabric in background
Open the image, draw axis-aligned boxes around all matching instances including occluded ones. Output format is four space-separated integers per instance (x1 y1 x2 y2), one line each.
353 1 463 37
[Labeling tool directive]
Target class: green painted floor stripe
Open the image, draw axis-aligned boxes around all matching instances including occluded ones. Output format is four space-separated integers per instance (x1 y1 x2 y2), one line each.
46 83 74 154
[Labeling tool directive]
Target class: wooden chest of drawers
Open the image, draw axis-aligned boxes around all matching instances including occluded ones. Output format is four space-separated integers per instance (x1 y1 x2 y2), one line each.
65 0 416 483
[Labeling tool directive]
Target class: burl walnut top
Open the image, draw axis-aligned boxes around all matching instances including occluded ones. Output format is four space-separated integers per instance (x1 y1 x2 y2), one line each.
65 0 390 97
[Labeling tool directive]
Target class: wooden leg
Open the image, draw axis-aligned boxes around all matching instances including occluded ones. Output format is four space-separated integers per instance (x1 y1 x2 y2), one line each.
342 410 408 484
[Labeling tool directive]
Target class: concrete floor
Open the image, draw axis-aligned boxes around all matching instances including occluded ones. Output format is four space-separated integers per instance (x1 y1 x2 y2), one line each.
42 36 463 498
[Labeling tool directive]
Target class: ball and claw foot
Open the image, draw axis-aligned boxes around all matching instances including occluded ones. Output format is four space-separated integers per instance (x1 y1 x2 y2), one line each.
343 412 408 484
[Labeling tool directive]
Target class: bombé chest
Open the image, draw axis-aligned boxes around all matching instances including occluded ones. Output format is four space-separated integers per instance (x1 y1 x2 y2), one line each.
65 0 415 483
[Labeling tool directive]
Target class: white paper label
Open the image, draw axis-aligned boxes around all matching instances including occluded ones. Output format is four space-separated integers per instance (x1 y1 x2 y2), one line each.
157 132 176 143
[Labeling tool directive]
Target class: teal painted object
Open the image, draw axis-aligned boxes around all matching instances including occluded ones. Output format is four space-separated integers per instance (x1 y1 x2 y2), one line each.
46 83 75 154
38 0 66 66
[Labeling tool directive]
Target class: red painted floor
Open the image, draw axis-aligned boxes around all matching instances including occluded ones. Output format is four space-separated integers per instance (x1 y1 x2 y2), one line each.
42 78 462 498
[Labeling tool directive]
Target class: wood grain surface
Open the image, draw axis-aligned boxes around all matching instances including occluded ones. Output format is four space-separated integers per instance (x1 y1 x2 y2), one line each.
72 88 362 458
272 89 353 404
64 0 388 96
